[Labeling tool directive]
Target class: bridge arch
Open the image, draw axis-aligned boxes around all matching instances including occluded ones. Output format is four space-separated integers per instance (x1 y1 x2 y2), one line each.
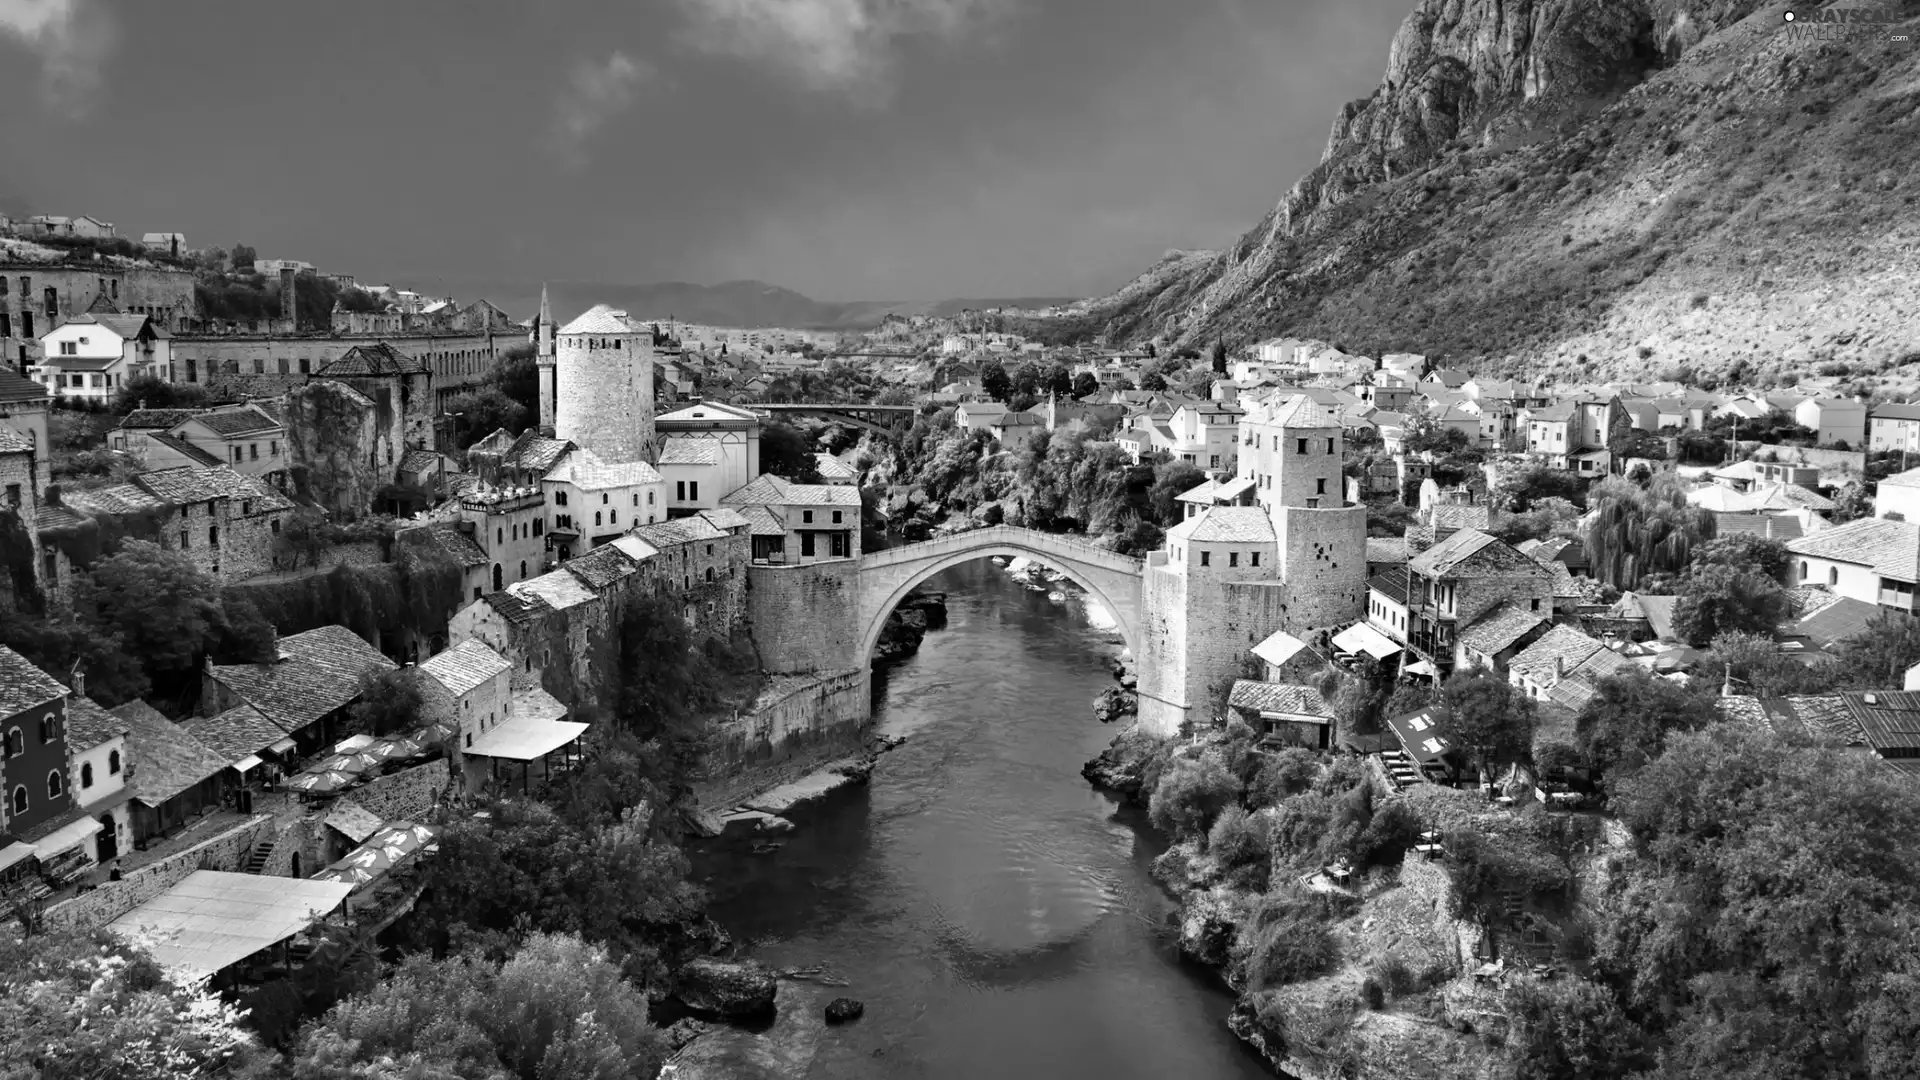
856 526 1145 665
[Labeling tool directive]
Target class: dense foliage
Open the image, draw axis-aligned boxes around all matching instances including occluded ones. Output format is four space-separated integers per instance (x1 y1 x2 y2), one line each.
1581 473 1714 589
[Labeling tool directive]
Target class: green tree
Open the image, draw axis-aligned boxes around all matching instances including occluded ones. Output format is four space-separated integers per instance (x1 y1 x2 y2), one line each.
1146 460 1207 524
445 386 530 449
1071 372 1098 399
1573 669 1714 787
1597 726 1920 1079
1148 755 1240 841
350 668 427 737
1139 370 1168 392
1209 340 1228 374
758 421 823 483
1686 533 1791 582
980 361 1012 402
1581 473 1714 588
1833 610 1920 688
111 374 215 414
1671 563 1785 646
1709 630 1841 697
1437 670 1537 780
230 243 256 271
76 540 267 698
1506 975 1645 1080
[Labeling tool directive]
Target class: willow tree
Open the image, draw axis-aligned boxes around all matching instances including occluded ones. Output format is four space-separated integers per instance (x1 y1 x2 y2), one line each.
1581 473 1714 589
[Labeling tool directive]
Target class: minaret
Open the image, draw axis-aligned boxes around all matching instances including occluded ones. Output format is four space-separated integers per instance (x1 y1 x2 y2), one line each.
536 284 557 435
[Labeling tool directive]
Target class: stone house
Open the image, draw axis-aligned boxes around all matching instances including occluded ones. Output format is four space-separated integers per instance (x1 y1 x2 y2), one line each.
425 484 549 593
312 343 436 456
465 428 574 489
417 639 512 759
541 447 666 560
58 465 292 583
1226 680 1335 750
722 475 862 565
200 625 397 758
168 404 288 486
63 693 130 865
113 700 230 846
394 520 492 614
1387 528 1552 678
1507 625 1629 713
0 368 51 488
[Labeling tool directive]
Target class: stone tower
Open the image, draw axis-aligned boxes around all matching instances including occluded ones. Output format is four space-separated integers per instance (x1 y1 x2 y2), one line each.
554 303 654 465
1135 392 1367 736
535 284 557 434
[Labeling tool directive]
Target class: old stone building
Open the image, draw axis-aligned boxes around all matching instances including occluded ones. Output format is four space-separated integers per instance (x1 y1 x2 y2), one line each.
0 261 196 373
283 380 392 519
39 465 293 595
1375 528 1554 678
552 304 657 466
1135 392 1368 732
170 328 516 409
0 368 51 489
656 401 761 517
312 344 436 454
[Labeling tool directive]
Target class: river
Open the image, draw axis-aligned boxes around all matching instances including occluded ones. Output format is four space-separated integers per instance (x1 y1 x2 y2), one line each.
692 559 1269 1079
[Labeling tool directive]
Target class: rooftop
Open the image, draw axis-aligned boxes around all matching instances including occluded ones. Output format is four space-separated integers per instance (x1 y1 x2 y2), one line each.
1458 601 1551 656
1789 517 1920 582
121 705 229 806
657 440 722 465
179 704 289 764
558 304 640 336
1166 505 1276 545
108 870 355 985
206 626 396 733
1227 680 1333 719
0 646 66 717
721 473 862 508
64 695 127 750
1368 567 1410 606
419 640 511 699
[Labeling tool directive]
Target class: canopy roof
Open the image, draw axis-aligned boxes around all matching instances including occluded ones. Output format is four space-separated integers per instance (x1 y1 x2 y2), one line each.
108 870 353 984
465 715 589 761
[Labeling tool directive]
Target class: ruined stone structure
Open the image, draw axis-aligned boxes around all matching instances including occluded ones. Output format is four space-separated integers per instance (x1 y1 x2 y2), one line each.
171 329 514 409
0 261 196 373
553 304 655 466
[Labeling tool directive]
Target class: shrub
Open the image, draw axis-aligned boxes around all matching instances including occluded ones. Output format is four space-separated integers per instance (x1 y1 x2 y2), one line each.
1506 975 1644 1079
1356 800 1421 868
1249 746 1321 808
1316 754 1366 796
1148 755 1240 840
1240 890 1339 990
1364 951 1417 1000
1208 806 1274 889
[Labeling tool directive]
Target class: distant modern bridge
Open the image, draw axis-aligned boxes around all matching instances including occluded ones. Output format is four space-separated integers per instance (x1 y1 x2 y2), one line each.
749 403 918 434
857 525 1144 663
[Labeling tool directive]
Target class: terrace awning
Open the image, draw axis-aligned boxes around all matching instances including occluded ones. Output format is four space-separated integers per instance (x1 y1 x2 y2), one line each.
465 715 589 761
30 815 102 859
107 870 354 984
1331 622 1401 661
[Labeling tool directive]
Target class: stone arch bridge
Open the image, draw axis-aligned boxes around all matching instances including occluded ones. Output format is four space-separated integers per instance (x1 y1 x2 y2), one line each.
750 403 918 434
858 526 1144 664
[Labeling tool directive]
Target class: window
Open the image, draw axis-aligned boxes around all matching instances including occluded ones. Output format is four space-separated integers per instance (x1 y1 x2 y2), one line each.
276 358 289 375
602 492 609 504
250 443 259 460
110 279 118 300
497 527 504 545
633 493 639 506
675 482 685 501
179 529 189 549
209 526 218 546
4 484 17 508
10 785 24 816
47 770 62 799
1830 566 1839 586
594 511 602 526
59 341 75 356
1210 455 1220 468
801 532 817 557
1530 598 1541 611
1296 438 1308 454
493 564 503 591
533 519 543 537
39 712 54 742
1251 551 1260 567
648 491 655 505
609 510 616 523
1801 560 1810 581
20 312 29 338
233 446 243 462
706 544 713 555
252 358 264 374
1326 438 1335 454
1229 551 1239 567
0 313 8 337
1200 550 1211 567
832 510 844 524
706 566 715 582
1316 478 1327 495
108 749 120 775
81 762 93 788
689 481 699 501
557 491 568 506
1307 498 1320 508
803 510 814 524
520 560 527 578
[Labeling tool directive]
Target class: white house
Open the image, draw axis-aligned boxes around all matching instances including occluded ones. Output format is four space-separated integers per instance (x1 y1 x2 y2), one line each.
1794 397 1866 448
36 313 171 401
655 401 760 517
1788 516 1920 614
540 446 666 560
1878 467 1920 521
64 693 132 866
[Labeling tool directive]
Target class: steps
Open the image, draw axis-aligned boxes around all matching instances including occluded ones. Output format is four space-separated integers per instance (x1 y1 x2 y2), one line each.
1378 749 1422 790
243 840 276 875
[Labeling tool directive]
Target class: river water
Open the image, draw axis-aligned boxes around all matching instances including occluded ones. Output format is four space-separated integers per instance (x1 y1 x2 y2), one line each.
693 560 1269 1079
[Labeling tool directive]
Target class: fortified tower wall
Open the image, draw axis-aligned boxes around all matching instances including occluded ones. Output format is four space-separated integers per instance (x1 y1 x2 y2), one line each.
554 318 654 465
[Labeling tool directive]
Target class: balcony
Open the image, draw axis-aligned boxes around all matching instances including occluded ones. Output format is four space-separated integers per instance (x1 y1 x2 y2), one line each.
1880 586 1918 611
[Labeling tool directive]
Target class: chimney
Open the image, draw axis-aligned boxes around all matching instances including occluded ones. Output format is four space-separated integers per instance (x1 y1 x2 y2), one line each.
1553 655 1566 680
69 663 84 700
279 267 297 329
267 623 280 661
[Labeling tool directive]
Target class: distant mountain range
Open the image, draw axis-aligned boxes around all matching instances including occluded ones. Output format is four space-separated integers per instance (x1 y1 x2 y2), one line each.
433 277 1081 332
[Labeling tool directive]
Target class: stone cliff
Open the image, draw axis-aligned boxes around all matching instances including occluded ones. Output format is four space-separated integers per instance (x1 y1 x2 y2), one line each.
1045 0 1920 386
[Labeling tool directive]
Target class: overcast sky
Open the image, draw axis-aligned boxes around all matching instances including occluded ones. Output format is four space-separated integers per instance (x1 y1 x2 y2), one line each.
0 0 1412 303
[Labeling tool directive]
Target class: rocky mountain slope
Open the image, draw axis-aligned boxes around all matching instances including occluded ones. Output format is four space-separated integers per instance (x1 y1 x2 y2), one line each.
1039 0 1920 385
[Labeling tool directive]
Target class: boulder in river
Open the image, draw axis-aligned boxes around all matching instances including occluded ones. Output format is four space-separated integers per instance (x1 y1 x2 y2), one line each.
674 957 779 1018
663 1017 712 1053
824 998 865 1025
1092 686 1138 724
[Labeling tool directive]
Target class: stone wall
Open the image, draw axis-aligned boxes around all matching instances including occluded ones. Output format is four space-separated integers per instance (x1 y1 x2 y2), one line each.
1277 502 1367 634
1135 558 1190 737
554 331 655 465
0 262 196 369
40 815 272 934
176 331 510 401
285 380 385 519
696 669 870 807
352 759 453 822
747 561 861 674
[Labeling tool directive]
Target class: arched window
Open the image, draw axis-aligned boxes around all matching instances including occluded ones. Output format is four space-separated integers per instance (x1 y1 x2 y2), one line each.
81 762 93 788
493 564 504 591
705 567 715 582
1830 566 1839 586
519 560 527 578
594 511 602 526
108 749 120 775
1801 560 1810 581
4 728 20 757
609 510 616 524
47 770 62 799
39 712 55 742
497 527 504 545
11 785 25 815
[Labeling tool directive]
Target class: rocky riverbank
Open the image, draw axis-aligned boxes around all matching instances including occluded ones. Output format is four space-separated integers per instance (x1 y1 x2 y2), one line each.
872 589 947 665
1080 723 1527 1080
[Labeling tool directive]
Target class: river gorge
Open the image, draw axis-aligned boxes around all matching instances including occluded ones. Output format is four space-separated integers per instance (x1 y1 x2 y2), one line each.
685 559 1270 1078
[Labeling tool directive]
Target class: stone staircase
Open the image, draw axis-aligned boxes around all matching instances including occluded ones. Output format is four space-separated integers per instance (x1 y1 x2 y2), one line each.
243 839 276 875
1379 748 1422 790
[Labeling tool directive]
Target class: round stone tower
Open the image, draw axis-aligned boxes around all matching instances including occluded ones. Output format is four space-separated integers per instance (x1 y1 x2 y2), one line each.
554 303 654 465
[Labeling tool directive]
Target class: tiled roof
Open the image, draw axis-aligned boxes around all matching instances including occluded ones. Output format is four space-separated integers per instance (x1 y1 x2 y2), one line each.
1755 694 1871 745
1750 482 1835 513
1227 680 1333 718
558 304 640 335
1166 505 1275 544
119 408 199 431
64 695 127 750
132 465 226 504
736 505 785 536
509 569 598 612
1840 691 1920 752
1790 595 1881 650
146 432 225 468
0 368 49 403
1368 567 1410 605
1386 705 1454 768
1882 466 1920 491
721 473 861 507
188 405 280 436
419 640 511 699
658 440 722 465
500 431 573 475
1873 403 1920 421
0 429 31 455
403 522 489 568
1714 512 1803 541
564 545 640 591
61 483 167 516
179 704 289 764
1458 601 1550 656
697 507 751 531
0 646 66 718
1510 625 1614 687
1789 517 1920 581
122 708 229 806
398 449 443 475
1410 529 1512 577
815 454 858 481
207 626 395 733
631 516 727 546
481 589 553 627
656 401 760 423
1430 504 1491 531
1261 394 1341 429
1176 479 1220 504
1365 537 1409 565
1528 401 1577 423
316 343 427 377
544 448 663 488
